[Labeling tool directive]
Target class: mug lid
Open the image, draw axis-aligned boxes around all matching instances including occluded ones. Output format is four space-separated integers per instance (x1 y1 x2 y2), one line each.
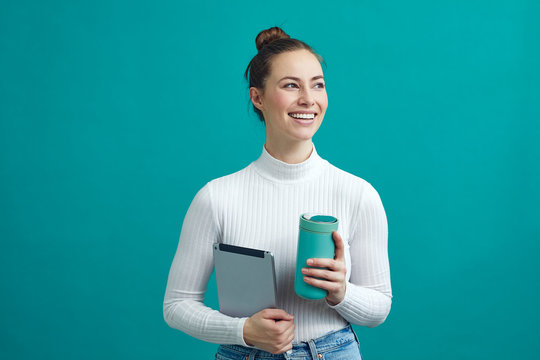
300 213 339 233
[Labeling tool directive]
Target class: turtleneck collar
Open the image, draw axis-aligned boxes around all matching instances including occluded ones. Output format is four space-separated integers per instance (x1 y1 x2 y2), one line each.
252 143 327 184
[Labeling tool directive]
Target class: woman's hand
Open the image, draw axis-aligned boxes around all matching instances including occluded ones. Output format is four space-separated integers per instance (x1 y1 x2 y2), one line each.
243 308 295 354
302 231 347 306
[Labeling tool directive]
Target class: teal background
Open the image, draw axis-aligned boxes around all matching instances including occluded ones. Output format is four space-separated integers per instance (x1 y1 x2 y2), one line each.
1 0 539 359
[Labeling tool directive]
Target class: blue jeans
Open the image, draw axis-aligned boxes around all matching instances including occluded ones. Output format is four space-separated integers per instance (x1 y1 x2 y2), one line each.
215 324 363 360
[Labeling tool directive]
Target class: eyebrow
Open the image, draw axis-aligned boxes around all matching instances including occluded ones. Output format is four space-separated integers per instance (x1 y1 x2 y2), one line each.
279 75 325 82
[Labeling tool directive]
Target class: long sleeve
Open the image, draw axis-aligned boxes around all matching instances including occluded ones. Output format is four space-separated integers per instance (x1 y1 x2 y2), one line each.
327 182 393 327
164 144 392 343
163 183 250 345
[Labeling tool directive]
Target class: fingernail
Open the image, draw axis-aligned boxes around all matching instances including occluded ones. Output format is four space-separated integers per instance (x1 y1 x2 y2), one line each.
307 259 313 265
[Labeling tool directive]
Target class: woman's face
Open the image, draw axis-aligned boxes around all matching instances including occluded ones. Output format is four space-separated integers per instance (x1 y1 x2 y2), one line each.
251 49 328 143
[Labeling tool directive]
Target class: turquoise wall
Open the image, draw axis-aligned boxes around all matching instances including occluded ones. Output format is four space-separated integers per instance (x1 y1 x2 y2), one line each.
1 1 539 359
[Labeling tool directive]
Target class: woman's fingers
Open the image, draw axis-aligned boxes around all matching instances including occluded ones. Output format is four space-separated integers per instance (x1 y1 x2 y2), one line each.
272 321 295 354
332 231 345 261
244 308 295 353
306 231 346 270
301 267 343 282
303 276 342 292
306 257 344 271
302 231 347 305
261 308 294 321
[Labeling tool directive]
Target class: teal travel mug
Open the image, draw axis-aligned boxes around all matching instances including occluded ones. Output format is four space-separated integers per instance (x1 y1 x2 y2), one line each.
295 213 339 300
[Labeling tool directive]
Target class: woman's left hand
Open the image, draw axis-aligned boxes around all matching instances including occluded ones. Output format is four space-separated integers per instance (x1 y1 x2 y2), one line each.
301 231 347 306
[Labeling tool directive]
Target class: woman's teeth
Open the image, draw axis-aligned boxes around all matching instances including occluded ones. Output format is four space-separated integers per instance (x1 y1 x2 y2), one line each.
289 113 315 119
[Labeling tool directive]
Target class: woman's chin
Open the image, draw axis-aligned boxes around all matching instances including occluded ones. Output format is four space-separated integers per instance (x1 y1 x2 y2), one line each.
295 124 321 140
290 130 318 142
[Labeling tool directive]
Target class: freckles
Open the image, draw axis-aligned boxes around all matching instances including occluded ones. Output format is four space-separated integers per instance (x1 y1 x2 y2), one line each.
274 92 293 108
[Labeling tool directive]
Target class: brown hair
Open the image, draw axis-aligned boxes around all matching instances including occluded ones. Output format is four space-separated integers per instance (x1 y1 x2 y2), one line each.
244 27 324 123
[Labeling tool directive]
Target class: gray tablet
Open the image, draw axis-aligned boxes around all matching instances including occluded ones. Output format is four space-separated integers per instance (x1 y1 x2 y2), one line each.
213 243 278 318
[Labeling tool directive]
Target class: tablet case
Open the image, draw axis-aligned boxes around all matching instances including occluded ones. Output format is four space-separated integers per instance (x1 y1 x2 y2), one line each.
213 243 278 318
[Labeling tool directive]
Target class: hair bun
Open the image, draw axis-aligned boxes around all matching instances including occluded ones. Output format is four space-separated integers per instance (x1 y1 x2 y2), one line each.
255 26 290 51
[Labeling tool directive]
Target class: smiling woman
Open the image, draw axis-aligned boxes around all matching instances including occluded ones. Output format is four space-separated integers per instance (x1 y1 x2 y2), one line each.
163 26 392 360
245 28 328 164
250 50 328 155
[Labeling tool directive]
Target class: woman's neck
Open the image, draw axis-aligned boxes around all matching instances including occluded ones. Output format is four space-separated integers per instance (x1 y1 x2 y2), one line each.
264 139 314 164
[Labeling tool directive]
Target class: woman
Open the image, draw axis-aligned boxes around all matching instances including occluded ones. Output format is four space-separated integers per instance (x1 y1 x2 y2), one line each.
163 27 392 359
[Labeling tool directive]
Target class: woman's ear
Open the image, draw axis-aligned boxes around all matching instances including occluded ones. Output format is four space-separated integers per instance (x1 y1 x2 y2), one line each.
249 87 264 112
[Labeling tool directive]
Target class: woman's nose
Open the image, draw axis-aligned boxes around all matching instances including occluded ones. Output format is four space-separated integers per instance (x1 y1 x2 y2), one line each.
298 89 315 106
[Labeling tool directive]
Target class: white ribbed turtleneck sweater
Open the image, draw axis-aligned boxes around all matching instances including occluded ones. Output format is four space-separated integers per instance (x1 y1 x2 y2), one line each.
163 144 392 346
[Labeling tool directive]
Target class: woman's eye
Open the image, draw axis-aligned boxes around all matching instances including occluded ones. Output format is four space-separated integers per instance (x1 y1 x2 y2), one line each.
284 82 324 89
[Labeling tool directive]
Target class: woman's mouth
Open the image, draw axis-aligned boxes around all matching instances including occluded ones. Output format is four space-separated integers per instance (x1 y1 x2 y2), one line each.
288 112 316 125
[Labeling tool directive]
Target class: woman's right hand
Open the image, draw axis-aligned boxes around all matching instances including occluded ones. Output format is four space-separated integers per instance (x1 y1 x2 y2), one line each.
243 308 295 354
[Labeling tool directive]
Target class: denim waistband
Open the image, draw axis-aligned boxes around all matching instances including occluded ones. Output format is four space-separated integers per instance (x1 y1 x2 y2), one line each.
219 324 358 359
